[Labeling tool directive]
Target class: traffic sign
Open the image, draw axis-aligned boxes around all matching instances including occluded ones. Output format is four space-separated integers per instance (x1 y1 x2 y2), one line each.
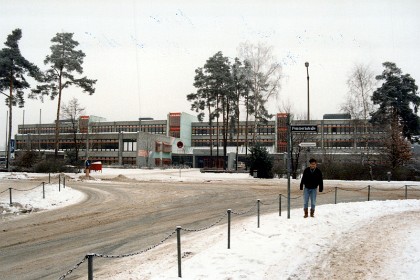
291 125 317 132
177 141 184 148
299 142 317 147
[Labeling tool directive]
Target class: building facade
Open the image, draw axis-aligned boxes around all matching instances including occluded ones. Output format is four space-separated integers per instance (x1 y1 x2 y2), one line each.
14 112 384 168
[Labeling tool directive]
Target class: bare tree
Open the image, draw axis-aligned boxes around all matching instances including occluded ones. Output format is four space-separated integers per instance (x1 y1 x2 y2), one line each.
341 63 376 120
237 41 282 144
277 101 312 179
341 63 376 165
60 97 85 164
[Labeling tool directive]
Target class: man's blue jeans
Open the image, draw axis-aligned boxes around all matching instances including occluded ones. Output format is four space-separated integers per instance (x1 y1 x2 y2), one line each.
303 188 317 210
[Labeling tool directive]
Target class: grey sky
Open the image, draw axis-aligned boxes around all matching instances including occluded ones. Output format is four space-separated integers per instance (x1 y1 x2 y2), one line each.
1 0 420 150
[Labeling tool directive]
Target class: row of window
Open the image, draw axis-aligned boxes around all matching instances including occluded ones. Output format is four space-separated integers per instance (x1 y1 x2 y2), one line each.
192 126 276 136
19 127 75 134
192 140 274 147
91 125 166 134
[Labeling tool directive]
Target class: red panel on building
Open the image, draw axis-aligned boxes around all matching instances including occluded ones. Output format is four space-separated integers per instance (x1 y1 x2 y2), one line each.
169 112 181 138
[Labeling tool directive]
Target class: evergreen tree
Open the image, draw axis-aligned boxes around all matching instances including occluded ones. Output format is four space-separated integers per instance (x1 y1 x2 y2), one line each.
0 29 40 170
31 32 96 158
188 51 233 168
371 62 420 139
249 143 274 178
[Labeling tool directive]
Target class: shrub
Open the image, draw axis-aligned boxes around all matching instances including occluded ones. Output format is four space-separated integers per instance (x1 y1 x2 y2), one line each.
248 144 274 179
34 159 68 173
12 150 40 171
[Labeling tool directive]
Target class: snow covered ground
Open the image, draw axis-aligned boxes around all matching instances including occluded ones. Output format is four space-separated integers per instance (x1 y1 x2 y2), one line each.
1 168 419 279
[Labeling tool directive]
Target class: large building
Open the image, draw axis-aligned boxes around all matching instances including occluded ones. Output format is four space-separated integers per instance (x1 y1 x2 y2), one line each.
14 112 385 168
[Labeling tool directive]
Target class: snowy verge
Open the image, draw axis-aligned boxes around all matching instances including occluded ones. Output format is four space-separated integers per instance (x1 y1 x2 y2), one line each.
98 200 420 280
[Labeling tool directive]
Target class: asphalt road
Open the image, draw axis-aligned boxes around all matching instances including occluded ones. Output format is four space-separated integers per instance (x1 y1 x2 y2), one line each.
0 174 417 280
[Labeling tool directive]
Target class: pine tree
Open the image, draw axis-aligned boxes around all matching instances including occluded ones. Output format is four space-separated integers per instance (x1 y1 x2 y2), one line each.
31 33 96 158
0 29 40 170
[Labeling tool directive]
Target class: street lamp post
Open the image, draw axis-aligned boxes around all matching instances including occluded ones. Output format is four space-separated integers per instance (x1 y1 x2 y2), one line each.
305 62 310 121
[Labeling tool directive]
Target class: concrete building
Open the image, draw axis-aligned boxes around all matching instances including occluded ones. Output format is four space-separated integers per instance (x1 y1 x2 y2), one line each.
14 112 384 169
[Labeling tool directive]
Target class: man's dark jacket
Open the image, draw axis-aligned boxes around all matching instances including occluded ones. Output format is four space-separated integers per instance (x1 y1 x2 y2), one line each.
300 167 323 192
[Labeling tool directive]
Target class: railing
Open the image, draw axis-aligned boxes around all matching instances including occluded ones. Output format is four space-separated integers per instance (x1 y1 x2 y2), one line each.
0 174 66 206
55 184 419 279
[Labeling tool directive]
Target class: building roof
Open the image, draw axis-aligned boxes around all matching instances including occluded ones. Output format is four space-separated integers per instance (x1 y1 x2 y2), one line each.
323 113 351 120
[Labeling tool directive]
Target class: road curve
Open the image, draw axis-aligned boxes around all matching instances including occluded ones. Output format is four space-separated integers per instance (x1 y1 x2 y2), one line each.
0 175 415 280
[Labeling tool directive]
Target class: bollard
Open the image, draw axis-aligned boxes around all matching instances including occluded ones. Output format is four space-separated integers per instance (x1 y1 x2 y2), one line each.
9 188 12 206
59 175 61 192
43 182 45 199
334 187 338 204
49 173 51 184
405 185 408 199
257 199 260 228
279 194 282 216
63 176 66 188
87 254 94 280
227 209 231 249
176 226 182 278
368 185 371 201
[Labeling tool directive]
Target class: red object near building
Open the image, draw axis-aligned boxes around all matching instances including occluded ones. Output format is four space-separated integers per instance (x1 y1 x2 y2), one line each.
90 161 102 172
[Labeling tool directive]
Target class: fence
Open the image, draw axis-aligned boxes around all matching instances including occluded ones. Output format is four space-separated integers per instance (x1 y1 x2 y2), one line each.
55 184 420 280
0 174 66 207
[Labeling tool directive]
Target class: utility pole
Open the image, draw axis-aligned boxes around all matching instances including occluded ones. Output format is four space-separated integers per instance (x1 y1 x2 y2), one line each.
305 62 310 121
287 113 291 219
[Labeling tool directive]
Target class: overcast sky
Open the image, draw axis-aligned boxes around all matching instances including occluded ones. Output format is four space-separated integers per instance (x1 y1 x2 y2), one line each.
1 0 420 150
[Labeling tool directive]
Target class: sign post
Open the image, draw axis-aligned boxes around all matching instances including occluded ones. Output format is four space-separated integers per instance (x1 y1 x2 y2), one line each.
287 124 318 219
177 141 184 178
85 159 91 177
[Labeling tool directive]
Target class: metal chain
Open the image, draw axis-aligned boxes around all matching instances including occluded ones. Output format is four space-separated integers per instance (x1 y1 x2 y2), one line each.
94 230 177 259
370 185 406 191
337 186 369 192
231 203 257 215
279 194 302 199
260 197 278 206
58 256 87 280
318 189 335 195
12 185 41 192
182 213 227 232
0 189 9 195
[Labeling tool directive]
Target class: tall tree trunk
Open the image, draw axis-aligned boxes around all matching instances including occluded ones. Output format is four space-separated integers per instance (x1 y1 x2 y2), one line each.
216 94 220 168
207 104 213 167
54 72 62 158
235 94 240 171
6 74 13 171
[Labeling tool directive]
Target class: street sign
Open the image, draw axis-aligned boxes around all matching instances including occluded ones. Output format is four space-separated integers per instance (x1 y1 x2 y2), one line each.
299 142 317 147
291 125 317 132
177 141 184 148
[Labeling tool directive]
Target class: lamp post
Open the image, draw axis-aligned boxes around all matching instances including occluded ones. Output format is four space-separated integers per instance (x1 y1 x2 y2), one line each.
305 62 310 121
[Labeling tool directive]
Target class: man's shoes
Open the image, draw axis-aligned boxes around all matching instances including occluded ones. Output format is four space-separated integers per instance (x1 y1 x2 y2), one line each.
304 208 308 218
310 209 315 218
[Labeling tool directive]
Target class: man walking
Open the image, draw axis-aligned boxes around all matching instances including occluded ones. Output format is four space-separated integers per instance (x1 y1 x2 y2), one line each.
300 158 323 218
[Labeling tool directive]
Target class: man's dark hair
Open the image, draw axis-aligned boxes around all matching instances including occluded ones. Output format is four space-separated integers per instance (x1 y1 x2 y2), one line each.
309 158 317 163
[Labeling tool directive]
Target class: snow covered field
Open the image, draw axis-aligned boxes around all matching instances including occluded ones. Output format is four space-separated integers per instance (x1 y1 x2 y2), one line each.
1 168 419 279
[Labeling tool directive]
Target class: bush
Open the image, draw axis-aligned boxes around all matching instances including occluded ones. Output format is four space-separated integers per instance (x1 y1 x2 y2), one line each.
34 159 68 173
320 161 420 181
13 150 40 170
248 144 274 179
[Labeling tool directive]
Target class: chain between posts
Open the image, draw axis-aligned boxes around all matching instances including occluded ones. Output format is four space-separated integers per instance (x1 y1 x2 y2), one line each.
231 202 257 215
58 256 88 280
181 213 227 232
94 230 177 259
1 182 415 279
